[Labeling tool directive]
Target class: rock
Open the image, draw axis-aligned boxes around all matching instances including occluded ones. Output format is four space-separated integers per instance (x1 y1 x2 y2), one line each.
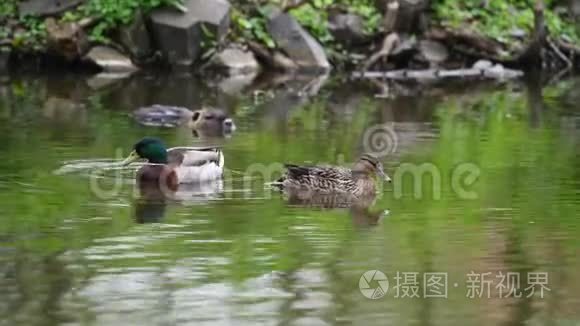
84 46 138 73
483 64 522 79
572 0 580 17
328 12 366 45
418 40 448 65
267 12 331 72
150 19 202 66
117 14 152 61
45 18 88 61
208 46 260 75
186 0 231 41
19 0 84 16
149 0 231 66
472 59 493 70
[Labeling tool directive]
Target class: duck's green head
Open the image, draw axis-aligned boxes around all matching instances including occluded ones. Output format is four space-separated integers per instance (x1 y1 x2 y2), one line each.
122 137 168 165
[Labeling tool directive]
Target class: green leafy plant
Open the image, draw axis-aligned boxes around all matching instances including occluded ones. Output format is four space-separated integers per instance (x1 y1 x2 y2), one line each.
232 8 276 48
433 0 580 43
11 16 47 50
342 0 382 34
0 0 16 18
81 0 183 43
232 0 381 50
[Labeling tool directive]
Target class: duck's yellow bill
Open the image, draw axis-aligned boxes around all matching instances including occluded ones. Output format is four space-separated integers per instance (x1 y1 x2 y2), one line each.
121 150 141 166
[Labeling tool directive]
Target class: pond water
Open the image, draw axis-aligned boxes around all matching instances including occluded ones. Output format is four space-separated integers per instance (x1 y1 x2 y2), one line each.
0 72 579 325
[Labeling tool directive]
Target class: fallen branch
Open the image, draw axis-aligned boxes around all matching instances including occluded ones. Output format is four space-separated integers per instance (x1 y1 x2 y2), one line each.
555 40 580 66
547 37 572 68
426 27 504 56
358 0 400 71
362 33 399 71
246 40 297 71
556 40 580 55
352 67 523 80
282 0 313 12
78 16 100 29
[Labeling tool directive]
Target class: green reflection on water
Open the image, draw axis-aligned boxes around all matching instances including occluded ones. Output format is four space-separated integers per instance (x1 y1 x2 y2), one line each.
0 75 578 325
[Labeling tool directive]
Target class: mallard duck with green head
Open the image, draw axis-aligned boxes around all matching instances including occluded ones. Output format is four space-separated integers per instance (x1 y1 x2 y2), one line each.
122 137 224 190
275 154 391 198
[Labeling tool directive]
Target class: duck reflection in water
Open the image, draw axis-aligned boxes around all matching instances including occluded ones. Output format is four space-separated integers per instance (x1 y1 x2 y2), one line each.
133 181 224 223
284 191 388 227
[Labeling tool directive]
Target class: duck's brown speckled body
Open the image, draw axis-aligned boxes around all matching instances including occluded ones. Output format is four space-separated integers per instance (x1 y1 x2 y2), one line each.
275 154 391 198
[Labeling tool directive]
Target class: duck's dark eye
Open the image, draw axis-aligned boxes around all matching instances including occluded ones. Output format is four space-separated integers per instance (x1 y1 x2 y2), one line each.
192 111 201 121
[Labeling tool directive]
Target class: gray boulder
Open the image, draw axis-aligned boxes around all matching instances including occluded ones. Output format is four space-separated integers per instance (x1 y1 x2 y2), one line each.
208 46 260 75
328 12 366 45
571 0 580 17
19 0 84 16
118 14 152 61
149 0 231 66
84 46 138 73
267 12 331 72
418 40 448 66
472 59 493 70
45 18 89 61
186 0 231 41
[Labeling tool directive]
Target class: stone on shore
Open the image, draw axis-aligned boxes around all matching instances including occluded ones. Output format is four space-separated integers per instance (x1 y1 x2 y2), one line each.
328 12 366 45
45 18 88 61
208 46 260 75
267 12 331 72
84 46 138 73
418 40 448 65
149 0 231 66
472 59 493 70
19 0 84 16
117 14 152 61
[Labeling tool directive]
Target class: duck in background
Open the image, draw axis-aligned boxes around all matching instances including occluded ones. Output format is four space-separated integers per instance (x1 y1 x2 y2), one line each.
132 105 236 138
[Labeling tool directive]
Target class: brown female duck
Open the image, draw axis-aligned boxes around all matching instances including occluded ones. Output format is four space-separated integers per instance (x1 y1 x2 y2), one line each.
275 154 391 198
